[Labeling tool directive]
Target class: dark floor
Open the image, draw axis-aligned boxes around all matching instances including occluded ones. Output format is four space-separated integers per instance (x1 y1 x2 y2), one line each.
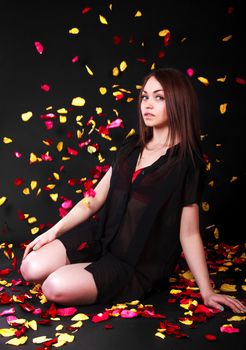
0 241 245 350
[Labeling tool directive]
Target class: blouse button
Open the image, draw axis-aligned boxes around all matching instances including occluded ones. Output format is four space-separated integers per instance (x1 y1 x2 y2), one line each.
141 170 145 175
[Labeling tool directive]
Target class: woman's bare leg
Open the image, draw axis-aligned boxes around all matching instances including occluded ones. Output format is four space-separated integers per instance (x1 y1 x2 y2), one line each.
20 239 69 283
41 263 98 305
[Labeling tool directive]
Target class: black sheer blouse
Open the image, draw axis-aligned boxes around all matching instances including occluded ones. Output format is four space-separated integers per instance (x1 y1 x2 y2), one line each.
87 135 205 301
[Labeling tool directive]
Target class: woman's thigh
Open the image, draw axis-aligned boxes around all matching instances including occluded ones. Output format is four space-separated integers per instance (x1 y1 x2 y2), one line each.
20 239 69 283
42 263 98 305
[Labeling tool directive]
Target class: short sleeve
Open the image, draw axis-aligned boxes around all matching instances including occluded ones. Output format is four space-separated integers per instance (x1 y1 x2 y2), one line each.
182 157 206 206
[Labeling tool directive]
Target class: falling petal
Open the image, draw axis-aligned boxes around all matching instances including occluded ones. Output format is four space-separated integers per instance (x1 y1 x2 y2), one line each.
85 65 94 75
186 68 194 77
50 193 58 202
222 35 232 41
197 77 209 86
31 227 39 235
112 66 119 76
99 87 107 95
57 141 63 152
99 14 108 25
235 77 246 84
0 196 7 206
134 10 142 17
14 152 22 158
3 137 13 144
21 111 33 122
71 97 86 106
69 27 79 34
41 84 50 92
59 115 67 123
82 7 91 14
72 55 79 63
34 41 44 54
220 103 228 114
120 61 127 71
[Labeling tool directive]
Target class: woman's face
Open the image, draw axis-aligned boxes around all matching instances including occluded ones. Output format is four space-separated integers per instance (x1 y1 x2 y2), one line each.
140 76 168 129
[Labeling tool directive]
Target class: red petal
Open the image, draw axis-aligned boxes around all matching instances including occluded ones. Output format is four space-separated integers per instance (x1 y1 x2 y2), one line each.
204 334 217 341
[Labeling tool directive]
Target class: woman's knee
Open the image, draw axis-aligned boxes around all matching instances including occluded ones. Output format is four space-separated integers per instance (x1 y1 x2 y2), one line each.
42 274 63 303
20 255 45 282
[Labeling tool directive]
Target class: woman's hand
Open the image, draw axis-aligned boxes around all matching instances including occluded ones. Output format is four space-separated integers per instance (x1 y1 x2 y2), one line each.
203 291 246 313
22 228 58 259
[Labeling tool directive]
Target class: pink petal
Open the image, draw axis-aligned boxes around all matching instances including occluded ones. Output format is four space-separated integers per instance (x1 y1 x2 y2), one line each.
34 41 44 54
56 307 77 316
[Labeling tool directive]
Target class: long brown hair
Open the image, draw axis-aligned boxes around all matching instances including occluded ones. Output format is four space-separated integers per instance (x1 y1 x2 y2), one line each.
137 67 202 162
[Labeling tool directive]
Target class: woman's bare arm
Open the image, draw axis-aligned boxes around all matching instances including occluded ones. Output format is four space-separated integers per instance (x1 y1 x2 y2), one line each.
23 167 112 258
180 204 245 313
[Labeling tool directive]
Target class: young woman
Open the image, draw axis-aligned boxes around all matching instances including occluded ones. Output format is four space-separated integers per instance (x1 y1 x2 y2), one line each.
20 68 245 313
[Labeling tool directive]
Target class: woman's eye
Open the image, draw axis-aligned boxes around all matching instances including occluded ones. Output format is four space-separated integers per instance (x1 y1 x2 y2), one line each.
156 95 164 100
141 95 148 100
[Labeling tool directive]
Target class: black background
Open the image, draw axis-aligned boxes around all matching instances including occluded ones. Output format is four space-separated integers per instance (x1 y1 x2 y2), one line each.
0 0 245 244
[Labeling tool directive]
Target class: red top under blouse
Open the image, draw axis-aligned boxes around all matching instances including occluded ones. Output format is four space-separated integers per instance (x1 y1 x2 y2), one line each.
131 168 142 183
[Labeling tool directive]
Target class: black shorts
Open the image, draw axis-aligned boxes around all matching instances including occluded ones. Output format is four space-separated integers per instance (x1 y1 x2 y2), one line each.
58 222 145 304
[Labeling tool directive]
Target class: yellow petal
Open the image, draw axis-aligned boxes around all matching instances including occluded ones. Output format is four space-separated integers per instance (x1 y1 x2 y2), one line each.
181 270 194 281
70 321 83 328
155 332 166 339
33 336 52 344
179 319 193 325
56 325 64 331
71 313 89 321
3 137 13 144
0 196 7 206
77 129 84 138
222 35 232 42
170 289 182 294
126 128 136 138
21 111 33 122
197 76 209 86
126 300 140 306
241 285 246 291
87 145 97 154
96 107 103 114
59 115 67 123
31 181 37 190
158 29 170 37
6 336 28 345
99 14 108 25
120 61 127 72
50 193 58 202
29 152 37 163
81 198 90 208
230 176 238 183
71 97 86 107
31 227 39 235
53 172 60 180
0 328 16 337
28 217 37 224
69 27 79 34
46 184 56 190
217 75 227 82
99 87 107 95
57 108 68 114
23 188 30 195
27 320 37 331
109 146 117 151
227 315 246 321
85 65 93 76
220 283 237 292
112 66 119 76
134 10 142 17
57 141 63 152
220 103 228 114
